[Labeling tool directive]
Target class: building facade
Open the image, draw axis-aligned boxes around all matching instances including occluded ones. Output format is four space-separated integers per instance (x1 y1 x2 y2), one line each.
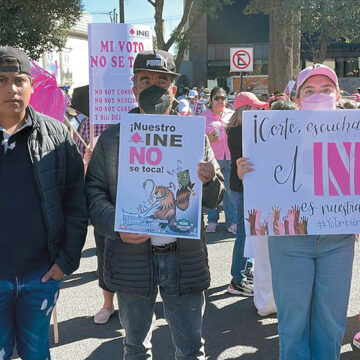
186 1 360 93
38 13 92 93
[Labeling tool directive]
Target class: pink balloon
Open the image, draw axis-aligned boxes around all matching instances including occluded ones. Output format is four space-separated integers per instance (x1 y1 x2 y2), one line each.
29 61 69 122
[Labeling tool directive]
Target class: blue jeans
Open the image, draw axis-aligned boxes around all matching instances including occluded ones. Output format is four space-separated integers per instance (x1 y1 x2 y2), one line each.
0 265 60 360
231 192 253 283
269 235 355 360
117 252 205 360
206 159 237 227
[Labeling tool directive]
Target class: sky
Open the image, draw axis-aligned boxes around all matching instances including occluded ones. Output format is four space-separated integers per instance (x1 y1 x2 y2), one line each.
83 0 183 46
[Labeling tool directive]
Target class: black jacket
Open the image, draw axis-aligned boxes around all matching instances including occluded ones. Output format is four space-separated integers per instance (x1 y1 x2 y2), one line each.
227 125 243 193
25 106 88 274
85 113 225 296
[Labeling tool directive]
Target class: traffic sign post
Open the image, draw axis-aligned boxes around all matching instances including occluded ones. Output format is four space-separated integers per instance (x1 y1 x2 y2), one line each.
230 47 253 72
230 47 254 92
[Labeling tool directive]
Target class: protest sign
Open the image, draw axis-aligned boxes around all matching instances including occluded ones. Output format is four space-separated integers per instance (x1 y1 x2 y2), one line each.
243 109 360 236
114 113 205 239
88 23 152 124
284 80 296 96
193 101 206 116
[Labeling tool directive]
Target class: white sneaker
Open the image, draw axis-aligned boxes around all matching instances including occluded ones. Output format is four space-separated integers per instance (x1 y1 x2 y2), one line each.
227 223 237 235
257 308 277 317
206 222 217 233
94 307 115 324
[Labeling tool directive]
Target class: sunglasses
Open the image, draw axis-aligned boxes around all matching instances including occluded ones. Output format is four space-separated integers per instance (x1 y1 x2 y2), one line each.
213 96 226 101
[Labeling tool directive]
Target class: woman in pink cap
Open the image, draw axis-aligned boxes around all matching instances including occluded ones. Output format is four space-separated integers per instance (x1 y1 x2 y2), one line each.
238 64 355 360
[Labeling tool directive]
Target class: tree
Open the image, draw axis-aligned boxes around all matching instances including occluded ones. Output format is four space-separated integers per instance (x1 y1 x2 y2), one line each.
245 0 301 93
146 0 233 70
246 0 360 92
301 1 360 63
0 0 82 60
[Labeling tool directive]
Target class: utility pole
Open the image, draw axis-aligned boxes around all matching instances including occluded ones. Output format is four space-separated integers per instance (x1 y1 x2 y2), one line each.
119 0 125 23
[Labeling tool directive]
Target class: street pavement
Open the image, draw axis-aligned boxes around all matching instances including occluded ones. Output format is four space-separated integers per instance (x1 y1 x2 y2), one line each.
16 217 360 359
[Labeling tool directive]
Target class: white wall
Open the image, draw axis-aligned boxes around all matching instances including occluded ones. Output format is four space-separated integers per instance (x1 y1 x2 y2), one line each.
66 36 89 90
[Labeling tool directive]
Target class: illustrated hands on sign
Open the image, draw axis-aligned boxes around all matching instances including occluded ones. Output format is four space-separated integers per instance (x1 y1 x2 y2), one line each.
197 161 215 184
272 206 281 235
291 205 301 234
299 216 308 235
41 263 64 283
246 209 257 235
258 221 268 236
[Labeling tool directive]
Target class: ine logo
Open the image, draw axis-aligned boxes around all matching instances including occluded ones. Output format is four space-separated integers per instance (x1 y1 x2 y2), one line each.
136 29 150 38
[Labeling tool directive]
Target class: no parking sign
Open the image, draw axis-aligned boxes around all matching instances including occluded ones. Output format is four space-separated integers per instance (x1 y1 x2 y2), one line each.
230 47 253 72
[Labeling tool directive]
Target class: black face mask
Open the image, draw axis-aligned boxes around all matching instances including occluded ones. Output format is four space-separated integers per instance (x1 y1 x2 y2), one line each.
138 85 171 114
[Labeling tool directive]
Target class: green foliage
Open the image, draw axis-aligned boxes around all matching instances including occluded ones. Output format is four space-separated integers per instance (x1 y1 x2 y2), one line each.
0 0 82 60
197 0 234 20
246 0 360 45
301 0 360 43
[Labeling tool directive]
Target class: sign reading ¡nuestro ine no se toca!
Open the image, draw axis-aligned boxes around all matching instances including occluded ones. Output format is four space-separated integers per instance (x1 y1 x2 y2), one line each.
114 113 206 239
88 23 153 124
243 109 360 236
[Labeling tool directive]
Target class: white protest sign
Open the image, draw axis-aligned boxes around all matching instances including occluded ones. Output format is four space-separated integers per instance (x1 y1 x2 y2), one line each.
284 80 296 95
88 23 153 124
243 109 360 236
114 113 205 239
230 48 253 72
193 101 206 116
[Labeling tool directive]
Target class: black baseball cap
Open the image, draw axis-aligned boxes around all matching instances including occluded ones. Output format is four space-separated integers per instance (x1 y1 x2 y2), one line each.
0 46 31 75
133 50 180 77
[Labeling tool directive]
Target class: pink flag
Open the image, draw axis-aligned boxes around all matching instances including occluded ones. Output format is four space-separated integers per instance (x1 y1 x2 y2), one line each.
29 61 69 122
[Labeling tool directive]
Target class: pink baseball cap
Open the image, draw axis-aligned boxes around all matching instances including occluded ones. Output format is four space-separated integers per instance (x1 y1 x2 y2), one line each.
296 64 338 92
234 92 269 109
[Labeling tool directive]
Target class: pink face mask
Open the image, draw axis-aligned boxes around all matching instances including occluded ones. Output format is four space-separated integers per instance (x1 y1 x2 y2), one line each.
300 93 336 110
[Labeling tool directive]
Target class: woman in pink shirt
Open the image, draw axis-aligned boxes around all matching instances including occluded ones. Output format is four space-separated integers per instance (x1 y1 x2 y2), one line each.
202 87 237 234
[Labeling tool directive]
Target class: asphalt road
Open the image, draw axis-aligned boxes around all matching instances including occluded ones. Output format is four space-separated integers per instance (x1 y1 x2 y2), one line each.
14 218 360 360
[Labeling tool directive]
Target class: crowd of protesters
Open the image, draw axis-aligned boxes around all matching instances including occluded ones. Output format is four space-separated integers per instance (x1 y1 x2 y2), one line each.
1 45 360 360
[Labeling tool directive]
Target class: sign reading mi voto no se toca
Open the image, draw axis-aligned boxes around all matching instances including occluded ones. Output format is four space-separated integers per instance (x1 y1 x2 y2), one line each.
114 113 205 239
88 23 152 124
243 109 360 236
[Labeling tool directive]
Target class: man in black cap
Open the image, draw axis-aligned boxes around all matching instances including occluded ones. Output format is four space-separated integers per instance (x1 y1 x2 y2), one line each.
0 46 87 359
86 49 224 359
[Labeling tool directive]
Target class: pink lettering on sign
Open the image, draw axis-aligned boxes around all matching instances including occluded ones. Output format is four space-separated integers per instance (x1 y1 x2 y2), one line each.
117 41 144 53
328 142 351 196
100 41 114 52
129 147 162 165
111 56 125 68
313 142 356 196
313 142 324 196
355 143 360 195
130 147 145 164
146 147 162 165
90 56 107 67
